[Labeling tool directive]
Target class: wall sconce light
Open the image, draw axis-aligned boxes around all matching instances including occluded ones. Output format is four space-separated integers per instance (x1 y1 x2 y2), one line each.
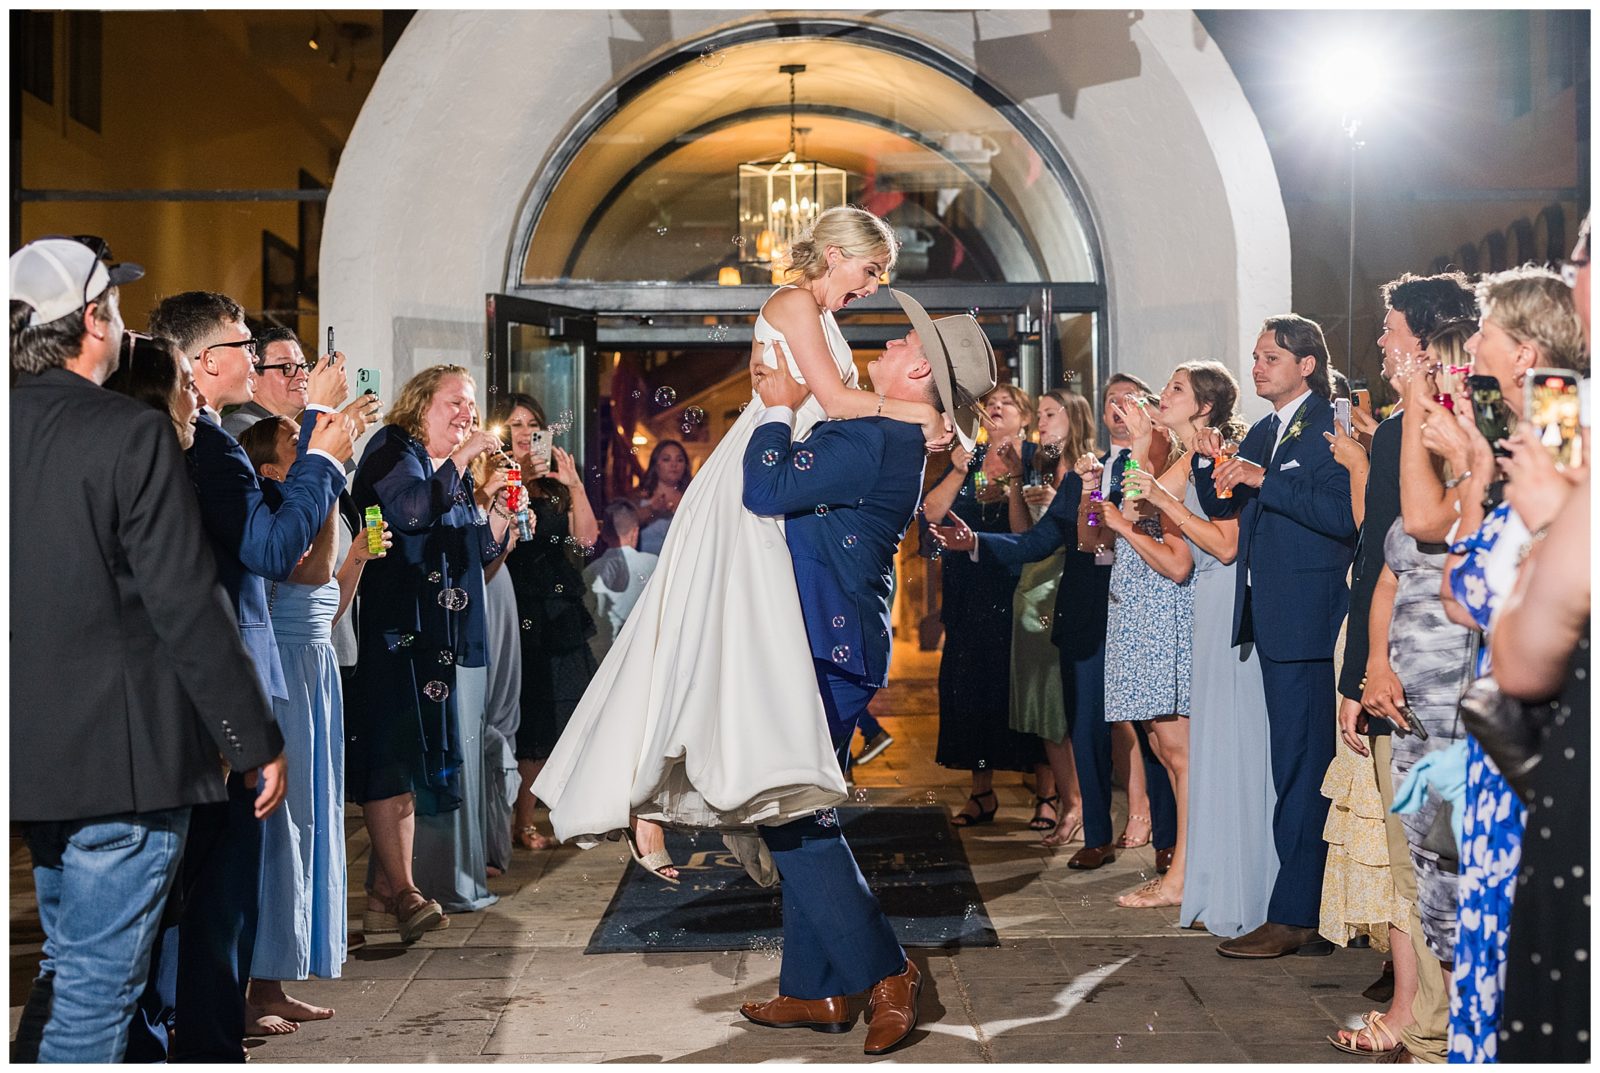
717 267 742 286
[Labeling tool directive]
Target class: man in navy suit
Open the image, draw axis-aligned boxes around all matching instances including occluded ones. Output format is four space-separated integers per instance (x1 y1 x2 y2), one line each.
735 291 996 1056
1196 315 1355 958
129 292 365 1060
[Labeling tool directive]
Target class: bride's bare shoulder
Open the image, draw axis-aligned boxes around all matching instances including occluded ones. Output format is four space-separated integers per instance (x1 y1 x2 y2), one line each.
761 285 820 324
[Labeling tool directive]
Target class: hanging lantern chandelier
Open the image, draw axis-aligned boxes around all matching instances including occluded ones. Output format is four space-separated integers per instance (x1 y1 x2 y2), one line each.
736 64 848 272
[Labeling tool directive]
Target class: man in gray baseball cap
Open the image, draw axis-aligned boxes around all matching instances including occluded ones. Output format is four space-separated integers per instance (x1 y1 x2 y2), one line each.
10 235 286 1061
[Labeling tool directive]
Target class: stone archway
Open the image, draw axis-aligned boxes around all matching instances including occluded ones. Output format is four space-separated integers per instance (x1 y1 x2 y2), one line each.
322 9 1289 415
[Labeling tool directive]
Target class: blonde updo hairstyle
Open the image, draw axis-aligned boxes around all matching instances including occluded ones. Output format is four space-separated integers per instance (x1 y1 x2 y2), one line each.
784 206 898 282
389 364 476 446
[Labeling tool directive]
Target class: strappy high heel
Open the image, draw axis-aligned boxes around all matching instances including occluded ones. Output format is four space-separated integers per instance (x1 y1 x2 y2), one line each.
1028 793 1061 832
950 789 998 827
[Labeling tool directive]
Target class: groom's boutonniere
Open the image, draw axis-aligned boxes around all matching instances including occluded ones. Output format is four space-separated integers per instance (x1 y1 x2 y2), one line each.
1280 399 1313 445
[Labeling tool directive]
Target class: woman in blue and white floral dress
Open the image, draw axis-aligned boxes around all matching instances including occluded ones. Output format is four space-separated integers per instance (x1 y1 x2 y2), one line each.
1442 498 1527 1063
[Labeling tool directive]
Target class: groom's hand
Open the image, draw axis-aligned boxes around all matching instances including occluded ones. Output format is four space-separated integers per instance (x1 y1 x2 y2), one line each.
753 359 809 411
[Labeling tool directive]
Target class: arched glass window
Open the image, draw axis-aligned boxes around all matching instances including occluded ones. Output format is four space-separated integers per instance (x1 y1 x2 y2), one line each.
521 36 1099 288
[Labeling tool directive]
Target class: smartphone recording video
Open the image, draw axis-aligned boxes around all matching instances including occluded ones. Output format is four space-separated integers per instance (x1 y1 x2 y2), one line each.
1467 375 1512 457
1526 368 1582 468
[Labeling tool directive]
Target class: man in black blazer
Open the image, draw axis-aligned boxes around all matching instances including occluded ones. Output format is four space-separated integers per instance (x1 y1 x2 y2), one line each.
1198 315 1356 959
9 238 287 1062
127 291 357 1061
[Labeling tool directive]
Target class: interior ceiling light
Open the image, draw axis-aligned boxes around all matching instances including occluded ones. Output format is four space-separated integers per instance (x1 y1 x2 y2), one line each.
737 63 849 268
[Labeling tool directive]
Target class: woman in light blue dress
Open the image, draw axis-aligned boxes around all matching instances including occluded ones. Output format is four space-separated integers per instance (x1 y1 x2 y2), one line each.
1120 362 1277 933
240 416 389 1029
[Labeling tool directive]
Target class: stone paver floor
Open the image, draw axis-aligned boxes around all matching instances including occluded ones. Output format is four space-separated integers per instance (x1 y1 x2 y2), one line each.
10 660 1382 1062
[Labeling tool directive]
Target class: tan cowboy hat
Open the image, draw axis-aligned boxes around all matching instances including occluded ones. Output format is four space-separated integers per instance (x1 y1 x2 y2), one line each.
891 289 998 452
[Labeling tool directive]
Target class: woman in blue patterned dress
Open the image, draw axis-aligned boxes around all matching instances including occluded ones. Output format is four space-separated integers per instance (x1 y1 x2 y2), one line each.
1419 264 1586 1061
1096 393 1195 909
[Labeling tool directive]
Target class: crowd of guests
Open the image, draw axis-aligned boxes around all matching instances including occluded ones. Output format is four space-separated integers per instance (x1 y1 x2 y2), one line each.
928 218 1591 1062
6 235 693 1060
9 217 1588 1063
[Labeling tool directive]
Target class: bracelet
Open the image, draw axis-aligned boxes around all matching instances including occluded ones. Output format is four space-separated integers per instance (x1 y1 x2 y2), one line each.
1176 512 1196 527
1443 470 1472 489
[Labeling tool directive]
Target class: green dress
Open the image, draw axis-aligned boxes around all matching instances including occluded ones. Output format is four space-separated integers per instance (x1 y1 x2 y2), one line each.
1009 494 1066 742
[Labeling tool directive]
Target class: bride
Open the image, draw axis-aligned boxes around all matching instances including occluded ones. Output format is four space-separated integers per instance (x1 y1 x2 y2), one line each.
532 207 952 862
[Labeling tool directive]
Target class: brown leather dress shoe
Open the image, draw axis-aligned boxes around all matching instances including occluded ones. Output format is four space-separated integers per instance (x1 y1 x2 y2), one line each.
739 994 850 1033
1154 846 1174 874
863 959 923 1054
1066 844 1116 870
1216 921 1334 959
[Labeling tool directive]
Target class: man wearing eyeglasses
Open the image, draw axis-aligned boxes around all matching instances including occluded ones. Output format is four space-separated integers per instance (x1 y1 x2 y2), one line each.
220 325 313 438
127 290 360 1062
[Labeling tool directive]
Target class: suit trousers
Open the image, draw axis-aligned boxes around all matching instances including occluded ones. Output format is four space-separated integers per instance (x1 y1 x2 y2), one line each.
1258 653 1337 928
757 662 906 1000
1058 639 1114 847
127 773 262 1062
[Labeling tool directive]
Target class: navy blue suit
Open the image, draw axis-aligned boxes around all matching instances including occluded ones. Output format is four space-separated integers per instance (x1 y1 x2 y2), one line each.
131 410 345 1062
1195 391 1354 927
740 412 922 999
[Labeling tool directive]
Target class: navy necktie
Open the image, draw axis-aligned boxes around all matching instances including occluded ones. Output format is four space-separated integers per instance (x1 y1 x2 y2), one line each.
1264 413 1282 463
1107 447 1131 505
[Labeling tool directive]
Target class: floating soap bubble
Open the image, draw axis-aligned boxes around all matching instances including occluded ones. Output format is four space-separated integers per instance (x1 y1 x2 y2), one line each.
697 45 724 69
706 323 730 342
831 615 846 628
831 644 850 664
428 571 442 583
422 680 450 703
653 386 677 408
437 588 469 611
438 650 455 666
969 306 982 317
842 534 858 549
925 791 938 805
683 405 707 427
554 584 564 594
1039 613 1052 628
732 235 745 248
655 227 668 237
792 449 814 471
1114 1036 1123 1051
854 788 869 802
631 389 643 400
963 902 978 920
815 809 837 828
814 504 829 517
386 633 416 652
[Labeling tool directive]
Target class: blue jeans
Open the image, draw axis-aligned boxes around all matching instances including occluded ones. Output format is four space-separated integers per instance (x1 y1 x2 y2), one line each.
13 808 190 1063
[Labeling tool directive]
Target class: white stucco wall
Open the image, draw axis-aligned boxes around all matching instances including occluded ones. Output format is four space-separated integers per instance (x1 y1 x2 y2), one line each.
322 9 1289 421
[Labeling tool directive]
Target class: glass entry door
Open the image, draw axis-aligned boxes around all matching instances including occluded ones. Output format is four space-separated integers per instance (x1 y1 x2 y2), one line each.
485 293 598 496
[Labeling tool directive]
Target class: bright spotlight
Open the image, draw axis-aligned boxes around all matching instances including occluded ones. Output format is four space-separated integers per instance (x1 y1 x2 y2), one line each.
1314 45 1386 118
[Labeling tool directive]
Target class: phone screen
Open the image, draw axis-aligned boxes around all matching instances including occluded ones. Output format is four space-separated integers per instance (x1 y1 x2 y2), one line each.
1526 370 1582 467
1467 375 1511 456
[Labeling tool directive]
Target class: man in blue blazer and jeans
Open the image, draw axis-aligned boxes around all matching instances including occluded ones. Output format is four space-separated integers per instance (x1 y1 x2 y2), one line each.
1197 314 1355 958
735 290 995 1055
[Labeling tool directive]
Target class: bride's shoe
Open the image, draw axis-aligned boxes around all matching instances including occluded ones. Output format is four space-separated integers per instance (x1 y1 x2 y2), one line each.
618 827 680 885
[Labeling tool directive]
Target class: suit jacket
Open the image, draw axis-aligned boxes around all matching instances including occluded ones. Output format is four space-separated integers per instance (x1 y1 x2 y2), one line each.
187 412 345 699
742 415 926 688
10 369 283 821
219 399 274 439
1194 391 1355 662
975 468 1111 660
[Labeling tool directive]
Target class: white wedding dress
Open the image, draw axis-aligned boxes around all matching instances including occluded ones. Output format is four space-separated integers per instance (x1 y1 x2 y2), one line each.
534 288 852 844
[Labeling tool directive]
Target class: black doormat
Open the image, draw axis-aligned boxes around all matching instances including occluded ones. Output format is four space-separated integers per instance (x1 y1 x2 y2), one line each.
584 806 999 954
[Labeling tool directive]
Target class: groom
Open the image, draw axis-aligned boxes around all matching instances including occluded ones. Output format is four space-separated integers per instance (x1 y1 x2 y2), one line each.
736 291 996 1055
